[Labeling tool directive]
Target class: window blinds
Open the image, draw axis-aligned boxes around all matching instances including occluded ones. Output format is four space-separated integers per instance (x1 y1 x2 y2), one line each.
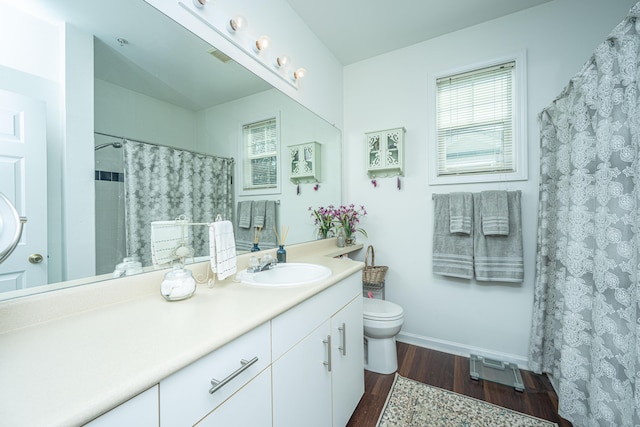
243 118 277 189
436 61 515 176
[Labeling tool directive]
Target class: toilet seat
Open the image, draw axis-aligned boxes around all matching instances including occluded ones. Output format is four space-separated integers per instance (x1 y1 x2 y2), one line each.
362 298 404 322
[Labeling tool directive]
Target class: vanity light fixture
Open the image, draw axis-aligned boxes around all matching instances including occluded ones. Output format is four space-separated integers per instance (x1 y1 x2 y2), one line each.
255 35 271 52
276 55 290 68
228 15 248 32
192 0 208 8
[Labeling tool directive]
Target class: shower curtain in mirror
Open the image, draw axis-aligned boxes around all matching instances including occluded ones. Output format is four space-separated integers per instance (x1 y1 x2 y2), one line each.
123 141 234 266
529 4 640 426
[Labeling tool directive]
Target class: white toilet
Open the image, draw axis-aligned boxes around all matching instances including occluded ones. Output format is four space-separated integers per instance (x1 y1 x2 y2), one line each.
362 297 404 374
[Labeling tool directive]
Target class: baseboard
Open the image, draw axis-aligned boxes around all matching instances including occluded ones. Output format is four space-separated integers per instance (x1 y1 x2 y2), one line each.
396 331 529 370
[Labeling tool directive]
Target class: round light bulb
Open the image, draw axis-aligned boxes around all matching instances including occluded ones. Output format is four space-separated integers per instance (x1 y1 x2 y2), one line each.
192 0 208 8
229 15 247 32
276 55 290 68
293 67 307 80
255 35 271 51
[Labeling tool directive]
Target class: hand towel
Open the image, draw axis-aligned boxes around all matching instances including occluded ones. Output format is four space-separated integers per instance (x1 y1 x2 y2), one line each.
473 191 523 282
432 194 474 279
150 220 189 265
258 200 278 249
235 201 254 252
480 190 509 235
209 220 237 280
253 200 267 229
238 201 252 229
449 192 473 235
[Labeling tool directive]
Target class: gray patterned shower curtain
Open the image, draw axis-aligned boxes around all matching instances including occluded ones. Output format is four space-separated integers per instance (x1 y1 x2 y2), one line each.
529 3 640 426
123 140 234 266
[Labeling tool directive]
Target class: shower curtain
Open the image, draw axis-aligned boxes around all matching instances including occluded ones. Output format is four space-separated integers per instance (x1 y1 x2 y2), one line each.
123 140 234 266
529 4 640 426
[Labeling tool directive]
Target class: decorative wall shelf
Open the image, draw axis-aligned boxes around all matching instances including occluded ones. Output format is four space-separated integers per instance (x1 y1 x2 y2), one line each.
365 127 405 178
289 142 321 183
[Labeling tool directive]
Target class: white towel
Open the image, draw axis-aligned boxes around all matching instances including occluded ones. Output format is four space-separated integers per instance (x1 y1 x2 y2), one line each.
449 192 473 235
151 220 189 265
480 191 509 236
209 220 237 280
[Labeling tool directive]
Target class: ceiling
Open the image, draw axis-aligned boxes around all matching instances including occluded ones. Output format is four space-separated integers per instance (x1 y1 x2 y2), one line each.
285 0 553 65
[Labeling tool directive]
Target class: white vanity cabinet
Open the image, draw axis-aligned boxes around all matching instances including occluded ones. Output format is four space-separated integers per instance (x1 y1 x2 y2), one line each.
83 386 159 427
159 321 271 427
271 273 364 427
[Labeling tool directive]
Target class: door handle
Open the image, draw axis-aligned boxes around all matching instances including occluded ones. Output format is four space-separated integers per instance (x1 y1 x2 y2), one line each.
29 254 43 264
323 335 332 372
338 323 347 356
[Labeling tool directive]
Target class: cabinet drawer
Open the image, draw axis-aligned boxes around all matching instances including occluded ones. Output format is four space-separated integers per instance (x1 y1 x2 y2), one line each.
159 322 271 427
272 272 360 361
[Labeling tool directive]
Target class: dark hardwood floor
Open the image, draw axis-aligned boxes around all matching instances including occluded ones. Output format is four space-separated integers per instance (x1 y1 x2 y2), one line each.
346 342 573 427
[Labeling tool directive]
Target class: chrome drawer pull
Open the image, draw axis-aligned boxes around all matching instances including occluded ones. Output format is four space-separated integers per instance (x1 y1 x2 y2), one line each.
323 335 332 372
209 356 259 394
338 323 347 356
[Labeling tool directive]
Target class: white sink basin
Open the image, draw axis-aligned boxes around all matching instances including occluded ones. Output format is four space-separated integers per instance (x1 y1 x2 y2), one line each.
241 263 332 287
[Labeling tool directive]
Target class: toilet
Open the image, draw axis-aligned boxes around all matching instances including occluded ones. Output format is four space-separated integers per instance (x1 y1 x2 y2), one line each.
362 297 404 374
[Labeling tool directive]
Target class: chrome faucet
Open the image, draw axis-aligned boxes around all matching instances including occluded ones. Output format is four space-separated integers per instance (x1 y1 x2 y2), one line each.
247 255 277 273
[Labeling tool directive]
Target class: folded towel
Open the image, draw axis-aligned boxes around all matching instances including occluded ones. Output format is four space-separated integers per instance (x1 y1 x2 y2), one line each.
236 201 254 251
449 192 473 235
258 200 278 249
473 191 523 282
480 190 509 235
432 194 474 279
209 220 237 280
150 220 189 265
238 201 252 229
253 200 266 229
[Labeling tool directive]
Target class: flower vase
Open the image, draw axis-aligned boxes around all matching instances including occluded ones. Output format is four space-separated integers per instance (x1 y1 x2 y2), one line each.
336 227 346 247
345 232 356 246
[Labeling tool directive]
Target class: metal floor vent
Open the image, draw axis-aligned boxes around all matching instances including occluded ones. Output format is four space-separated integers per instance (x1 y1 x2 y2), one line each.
470 354 524 392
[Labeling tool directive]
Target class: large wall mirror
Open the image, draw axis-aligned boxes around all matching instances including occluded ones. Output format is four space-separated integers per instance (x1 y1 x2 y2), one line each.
0 0 341 299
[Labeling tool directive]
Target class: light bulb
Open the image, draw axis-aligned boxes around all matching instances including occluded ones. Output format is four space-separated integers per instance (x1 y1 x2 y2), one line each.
293 67 307 80
255 35 271 51
192 0 208 8
229 15 247 32
276 55 290 68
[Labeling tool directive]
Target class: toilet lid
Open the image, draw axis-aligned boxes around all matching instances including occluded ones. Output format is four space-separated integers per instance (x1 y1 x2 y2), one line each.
362 298 403 321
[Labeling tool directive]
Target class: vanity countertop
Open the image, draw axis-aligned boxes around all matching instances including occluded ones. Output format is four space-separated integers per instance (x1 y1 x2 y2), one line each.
0 240 364 427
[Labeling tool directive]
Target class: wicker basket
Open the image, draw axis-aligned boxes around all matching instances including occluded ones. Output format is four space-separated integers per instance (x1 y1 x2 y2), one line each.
362 245 388 286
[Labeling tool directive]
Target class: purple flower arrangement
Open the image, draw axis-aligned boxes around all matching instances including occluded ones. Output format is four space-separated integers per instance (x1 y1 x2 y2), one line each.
309 204 367 240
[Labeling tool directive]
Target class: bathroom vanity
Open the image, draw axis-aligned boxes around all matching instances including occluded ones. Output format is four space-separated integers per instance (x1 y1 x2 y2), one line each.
0 240 364 426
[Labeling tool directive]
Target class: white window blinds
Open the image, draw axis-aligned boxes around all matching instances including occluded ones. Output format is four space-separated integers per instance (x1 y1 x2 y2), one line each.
243 118 278 190
436 61 515 176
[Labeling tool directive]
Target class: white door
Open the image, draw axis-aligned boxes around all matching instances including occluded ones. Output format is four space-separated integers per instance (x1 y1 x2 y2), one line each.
0 89 47 291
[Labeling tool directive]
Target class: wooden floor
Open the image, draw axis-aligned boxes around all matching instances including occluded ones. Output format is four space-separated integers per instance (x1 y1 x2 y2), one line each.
346 342 573 427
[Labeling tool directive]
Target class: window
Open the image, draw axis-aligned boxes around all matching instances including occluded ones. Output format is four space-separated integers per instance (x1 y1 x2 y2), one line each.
429 52 527 185
242 116 279 192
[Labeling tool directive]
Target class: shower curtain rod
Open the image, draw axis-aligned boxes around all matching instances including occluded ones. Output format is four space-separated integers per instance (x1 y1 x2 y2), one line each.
93 131 235 162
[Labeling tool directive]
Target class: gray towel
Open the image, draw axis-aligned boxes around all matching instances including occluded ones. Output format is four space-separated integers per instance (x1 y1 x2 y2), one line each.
238 200 252 229
253 200 266 228
449 192 473 235
235 200 254 251
432 194 474 279
473 191 523 282
480 190 509 235
258 200 278 249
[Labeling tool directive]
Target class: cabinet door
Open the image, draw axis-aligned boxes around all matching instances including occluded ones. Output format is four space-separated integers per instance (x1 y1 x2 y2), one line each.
84 386 158 427
331 296 364 427
272 319 332 427
195 368 272 427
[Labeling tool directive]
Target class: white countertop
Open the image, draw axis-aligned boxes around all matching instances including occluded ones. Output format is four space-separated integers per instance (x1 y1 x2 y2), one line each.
0 241 363 427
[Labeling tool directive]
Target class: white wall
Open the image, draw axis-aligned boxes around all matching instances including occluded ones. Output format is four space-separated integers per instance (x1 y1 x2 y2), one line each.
343 0 638 366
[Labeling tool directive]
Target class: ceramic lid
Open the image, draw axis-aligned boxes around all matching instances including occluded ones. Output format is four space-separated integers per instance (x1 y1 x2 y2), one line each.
362 297 403 320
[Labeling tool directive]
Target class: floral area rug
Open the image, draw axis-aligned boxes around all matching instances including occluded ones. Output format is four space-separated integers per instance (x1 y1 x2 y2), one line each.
377 374 558 427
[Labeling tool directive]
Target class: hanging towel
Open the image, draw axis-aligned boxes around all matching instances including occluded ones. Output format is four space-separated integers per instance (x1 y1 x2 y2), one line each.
209 220 237 280
473 191 523 282
480 190 509 235
449 192 473 235
253 200 267 229
432 194 474 279
238 201 252 229
258 200 278 249
235 201 254 252
150 220 189 265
